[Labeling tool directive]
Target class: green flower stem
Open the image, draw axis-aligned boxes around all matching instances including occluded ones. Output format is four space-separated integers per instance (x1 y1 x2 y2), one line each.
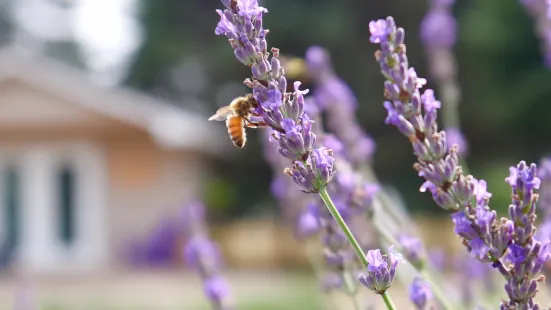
318 186 397 310
381 291 396 310
318 186 368 267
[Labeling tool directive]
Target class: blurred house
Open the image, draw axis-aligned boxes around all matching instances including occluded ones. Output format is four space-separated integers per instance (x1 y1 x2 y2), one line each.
0 46 225 275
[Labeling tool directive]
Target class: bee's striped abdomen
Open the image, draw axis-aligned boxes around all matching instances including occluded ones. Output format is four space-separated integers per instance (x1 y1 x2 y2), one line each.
226 116 246 148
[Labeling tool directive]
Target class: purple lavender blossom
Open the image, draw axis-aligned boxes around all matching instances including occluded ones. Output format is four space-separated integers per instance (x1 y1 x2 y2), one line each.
321 272 344 292
370 16 550 308
184 235 223 272
358 246 401 294
214 0 335 193
126 217 181 267
284 146 336 193
182 202 233 309
296 202 322 238
409 276 433 310
420 0 456 49
501 161 549 308
397 234 424 267
204 276 231 305
305 46 376 165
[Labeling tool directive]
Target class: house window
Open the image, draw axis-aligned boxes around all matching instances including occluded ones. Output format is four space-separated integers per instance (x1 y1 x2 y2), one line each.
57 165 76 246
3 166 20 248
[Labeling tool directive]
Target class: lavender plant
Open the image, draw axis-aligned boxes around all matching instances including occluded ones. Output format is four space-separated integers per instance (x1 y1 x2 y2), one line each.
409 276 434 310
205 1 551 309
182 201 233 310
213 0 399 308
369 16 551 308
304 46 458 309
253 44 458 309
263 94 378 308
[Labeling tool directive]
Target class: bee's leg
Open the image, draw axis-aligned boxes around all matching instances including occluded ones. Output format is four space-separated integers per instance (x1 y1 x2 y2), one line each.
244 118 268 128
246 122 268 128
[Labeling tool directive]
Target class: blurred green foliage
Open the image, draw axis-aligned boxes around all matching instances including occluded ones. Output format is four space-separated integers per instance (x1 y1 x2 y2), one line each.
125 0 551 217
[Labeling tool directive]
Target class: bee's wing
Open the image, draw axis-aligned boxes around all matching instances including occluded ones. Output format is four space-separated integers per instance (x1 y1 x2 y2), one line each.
208 106 233 121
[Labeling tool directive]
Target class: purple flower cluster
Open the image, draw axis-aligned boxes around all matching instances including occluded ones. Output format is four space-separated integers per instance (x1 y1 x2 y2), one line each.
358 246 401 294
369 17 550 308
182 201 232 310
305 46 376 166
501 162 549 308
397 234 424 268
420 0 456 51
215 0 335 193
409 276 433 310
127 217 181 267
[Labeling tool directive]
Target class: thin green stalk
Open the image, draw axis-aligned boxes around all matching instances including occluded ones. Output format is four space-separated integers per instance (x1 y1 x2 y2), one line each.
318 186 397 310
318 186 368 267
381 292 396 310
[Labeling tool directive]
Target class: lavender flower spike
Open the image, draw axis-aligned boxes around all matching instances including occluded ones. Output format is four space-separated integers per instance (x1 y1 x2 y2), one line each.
214 0 335 193
369 16 551 308
501 161 550 308
284 146 336 193
397 234 424 268
182 202 233 310
358 246 402 294
409 276 433 310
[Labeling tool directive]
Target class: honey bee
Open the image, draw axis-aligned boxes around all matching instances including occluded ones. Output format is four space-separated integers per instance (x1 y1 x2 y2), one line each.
208 94 267 148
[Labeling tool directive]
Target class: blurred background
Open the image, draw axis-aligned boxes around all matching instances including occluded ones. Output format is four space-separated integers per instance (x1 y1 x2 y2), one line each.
0 0 549 309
